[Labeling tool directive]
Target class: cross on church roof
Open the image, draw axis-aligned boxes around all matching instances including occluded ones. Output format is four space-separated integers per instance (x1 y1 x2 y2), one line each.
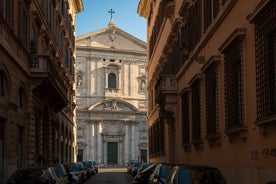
108 8 115 19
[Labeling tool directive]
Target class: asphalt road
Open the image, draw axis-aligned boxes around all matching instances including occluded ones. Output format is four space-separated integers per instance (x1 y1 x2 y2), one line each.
84 167 133 184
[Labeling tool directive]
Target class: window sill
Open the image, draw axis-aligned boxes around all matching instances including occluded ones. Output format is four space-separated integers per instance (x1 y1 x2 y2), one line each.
225 125 247 143
192 139 204 150
206 133 222 147
256 114 276 135
182 143 192 152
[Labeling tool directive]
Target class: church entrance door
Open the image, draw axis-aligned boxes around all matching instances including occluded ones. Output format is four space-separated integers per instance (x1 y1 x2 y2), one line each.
107 142 118 165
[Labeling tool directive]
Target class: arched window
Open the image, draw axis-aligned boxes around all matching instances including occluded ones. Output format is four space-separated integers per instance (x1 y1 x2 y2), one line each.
108 73 116 89
18 87 24 108
0 71 4 97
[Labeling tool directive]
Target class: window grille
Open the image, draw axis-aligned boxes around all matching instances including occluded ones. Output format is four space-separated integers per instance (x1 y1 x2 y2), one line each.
191 79 202 141
187 1 202 51
148 2 165 58
182 92 190 145
163 37 181 75
108 73 116 89
205 62 219 136
254 0 276 120
149 120 165 157
223 37 244 130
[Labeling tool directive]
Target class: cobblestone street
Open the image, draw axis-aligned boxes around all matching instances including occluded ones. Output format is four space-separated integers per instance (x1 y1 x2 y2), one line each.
84 167 133 184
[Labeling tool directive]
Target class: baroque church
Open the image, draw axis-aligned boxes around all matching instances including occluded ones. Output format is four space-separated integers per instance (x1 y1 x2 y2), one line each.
75 16 148 165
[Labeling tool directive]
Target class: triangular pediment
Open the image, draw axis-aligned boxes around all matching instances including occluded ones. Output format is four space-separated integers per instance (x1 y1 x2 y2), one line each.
76 26 146 52
88 99 139 113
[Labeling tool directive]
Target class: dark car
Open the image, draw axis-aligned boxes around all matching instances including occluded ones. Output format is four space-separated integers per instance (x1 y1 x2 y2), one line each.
133 163 157 184
149 163 173 184
136 163 150 176
166 165 226 184
127 160 138 174
130 162 141 176
81 161 94 178
7 167 57 184
89 160 99 173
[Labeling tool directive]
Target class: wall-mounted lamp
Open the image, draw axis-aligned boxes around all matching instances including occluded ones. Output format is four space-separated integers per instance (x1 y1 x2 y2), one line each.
196 56 205 64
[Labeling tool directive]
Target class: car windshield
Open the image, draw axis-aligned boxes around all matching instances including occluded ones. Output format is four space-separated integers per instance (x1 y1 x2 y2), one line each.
141 164 156 173
54 166 64 177
160 165 169 178
141 163 149 170
70 165 79 172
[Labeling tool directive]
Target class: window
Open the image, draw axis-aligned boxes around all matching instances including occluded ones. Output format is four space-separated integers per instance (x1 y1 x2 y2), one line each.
182 92 190 146
191 79 202 142
18 0 29 49
1 0 14 28
17 126 23 168
149 120 164 157
18 88 24 108
108 73 116 89
205 62 219 137
254 0 276 120
0 71 4 97
187 1 202 51
223 37 244 130
204 0 220 31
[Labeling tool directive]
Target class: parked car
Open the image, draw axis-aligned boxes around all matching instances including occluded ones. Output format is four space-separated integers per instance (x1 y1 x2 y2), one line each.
149 163 173 184
166 165 227 184
53 164 69 184
133 163 157 184
6 167 57 184
136 163 150 176
90 160 99 173
81 161 94 178
127 160 138 174
66 163 82 184
76 162 87 182
131 162 141 176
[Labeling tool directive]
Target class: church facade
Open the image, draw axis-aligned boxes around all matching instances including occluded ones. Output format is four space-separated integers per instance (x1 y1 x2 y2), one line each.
75 19 148 165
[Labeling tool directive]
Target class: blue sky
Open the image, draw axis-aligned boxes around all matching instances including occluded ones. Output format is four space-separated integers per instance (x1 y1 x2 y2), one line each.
76 0 147 42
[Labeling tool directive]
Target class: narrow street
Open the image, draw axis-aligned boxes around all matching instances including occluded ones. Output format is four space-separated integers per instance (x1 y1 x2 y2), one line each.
84 167 133 184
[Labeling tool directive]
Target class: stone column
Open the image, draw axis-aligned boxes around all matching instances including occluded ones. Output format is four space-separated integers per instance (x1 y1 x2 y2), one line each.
131 121 136 159
124 121 128 165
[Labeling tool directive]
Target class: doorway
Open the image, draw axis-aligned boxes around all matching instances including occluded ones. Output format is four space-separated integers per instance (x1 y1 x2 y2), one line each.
107 142 118 165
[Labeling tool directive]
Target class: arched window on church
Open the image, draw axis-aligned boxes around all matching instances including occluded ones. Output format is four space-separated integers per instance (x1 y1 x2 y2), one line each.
108 73 116 89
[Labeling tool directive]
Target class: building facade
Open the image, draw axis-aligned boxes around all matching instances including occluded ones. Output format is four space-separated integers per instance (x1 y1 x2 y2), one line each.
138 0 276 183
75 19 148 165
0 0 83 183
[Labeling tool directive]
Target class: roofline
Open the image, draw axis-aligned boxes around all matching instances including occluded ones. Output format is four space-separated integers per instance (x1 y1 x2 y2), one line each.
76 26 146 48
76 45 147 57
75 0 84 13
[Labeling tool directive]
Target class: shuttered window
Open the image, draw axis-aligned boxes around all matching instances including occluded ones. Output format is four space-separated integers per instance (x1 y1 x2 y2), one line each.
254 0 276 120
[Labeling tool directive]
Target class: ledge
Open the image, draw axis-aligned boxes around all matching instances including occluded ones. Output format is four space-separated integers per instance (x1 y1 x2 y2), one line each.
256 115 276 135
182 143 192 152
192 139 204 150
225 125 247 143
206 133 222 147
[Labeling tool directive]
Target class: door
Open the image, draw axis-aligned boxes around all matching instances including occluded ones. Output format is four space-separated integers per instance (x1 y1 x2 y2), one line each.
107 142 118 165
